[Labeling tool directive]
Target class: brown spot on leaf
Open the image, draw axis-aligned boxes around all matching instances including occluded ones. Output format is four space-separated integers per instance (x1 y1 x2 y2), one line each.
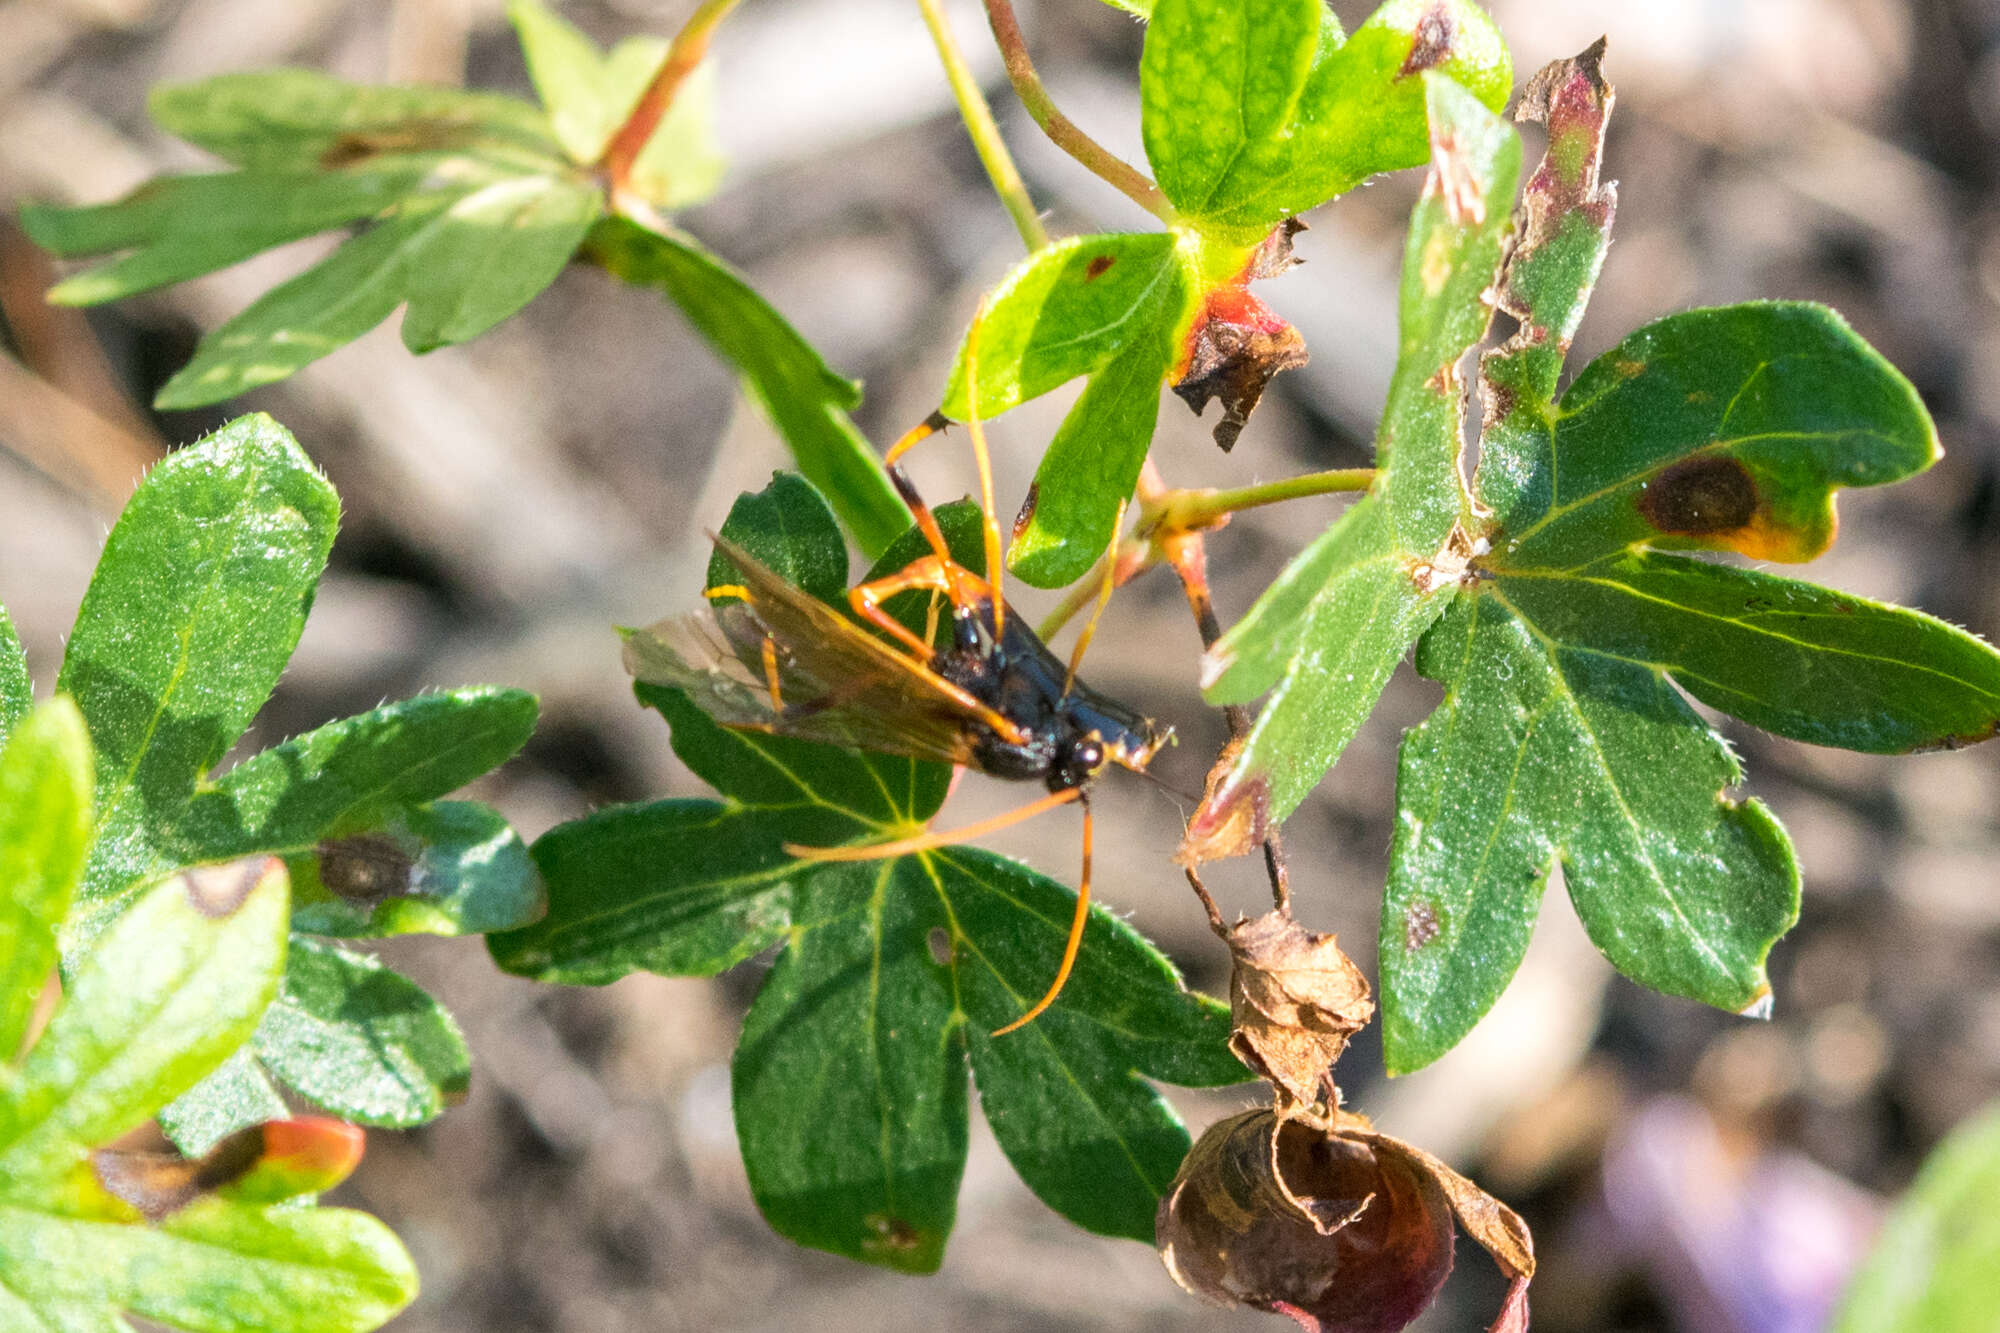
318 122 472 169
864 1213 924 1254
1398 6 1456 77
317 832 421 906
1223 912 1374 1121
1084 253 1117 281
1918 716 2000 753
1637 455 1760 537
1011 482 1040 544
1404 902 1441 951
180 857 277 918
95 1123 266 1220
927 927 953 965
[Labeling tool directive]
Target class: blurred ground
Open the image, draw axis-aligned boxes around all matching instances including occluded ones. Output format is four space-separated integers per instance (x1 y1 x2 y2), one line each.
2 0 1998 1329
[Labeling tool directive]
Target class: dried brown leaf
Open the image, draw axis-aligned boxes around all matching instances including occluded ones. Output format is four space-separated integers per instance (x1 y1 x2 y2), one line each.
1223 911 1373 1119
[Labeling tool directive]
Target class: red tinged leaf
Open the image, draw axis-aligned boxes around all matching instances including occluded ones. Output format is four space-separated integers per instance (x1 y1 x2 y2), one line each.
93 1116 367 1219
1173 219 1310 452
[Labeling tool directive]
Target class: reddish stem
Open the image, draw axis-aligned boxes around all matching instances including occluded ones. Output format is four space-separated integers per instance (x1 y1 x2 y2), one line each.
598 0 739 202
982 0 1171 220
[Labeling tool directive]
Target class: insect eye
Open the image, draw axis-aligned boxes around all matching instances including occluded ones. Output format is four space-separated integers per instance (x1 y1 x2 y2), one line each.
1074 739 1104 772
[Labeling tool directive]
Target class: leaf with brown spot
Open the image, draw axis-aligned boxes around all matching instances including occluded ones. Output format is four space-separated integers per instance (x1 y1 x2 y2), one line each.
1222 911 1373 1118
1380 44 2000 1077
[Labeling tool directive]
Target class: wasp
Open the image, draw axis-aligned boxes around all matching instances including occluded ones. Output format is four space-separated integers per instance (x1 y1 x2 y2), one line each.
625 388 1170 1034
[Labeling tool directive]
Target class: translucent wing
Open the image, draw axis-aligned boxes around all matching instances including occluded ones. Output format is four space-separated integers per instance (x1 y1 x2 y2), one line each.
622 537 982 766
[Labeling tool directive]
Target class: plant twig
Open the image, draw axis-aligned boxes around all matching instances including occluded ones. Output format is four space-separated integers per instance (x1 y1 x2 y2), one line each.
982 0 1172 221
1036 467 1374 644
599 0 742 203
1142 468 1375 535
916 0 1048 251
1138 460 1292 913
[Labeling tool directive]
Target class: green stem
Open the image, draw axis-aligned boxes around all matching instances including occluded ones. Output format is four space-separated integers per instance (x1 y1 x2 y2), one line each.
982 0 1171 221
1143 468 1375 533
916 0 1048 251
599 0 742 199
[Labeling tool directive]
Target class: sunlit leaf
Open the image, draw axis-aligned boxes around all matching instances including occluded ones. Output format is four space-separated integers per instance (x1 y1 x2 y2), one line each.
0 858 416 1332
0 700 92 1060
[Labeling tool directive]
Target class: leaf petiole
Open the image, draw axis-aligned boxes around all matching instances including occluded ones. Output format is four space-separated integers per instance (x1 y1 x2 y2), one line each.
1139 467 1377 536
916 0 1048 251
598 0 741 205
982 0 1172 221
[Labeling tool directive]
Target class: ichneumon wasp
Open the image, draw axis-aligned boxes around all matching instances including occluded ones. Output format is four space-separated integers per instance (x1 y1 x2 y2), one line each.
624 349 1171 1034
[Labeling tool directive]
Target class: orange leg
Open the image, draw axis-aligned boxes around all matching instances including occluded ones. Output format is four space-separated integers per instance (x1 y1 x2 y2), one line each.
993 793 1093 1036
759 636 784 712
848 554 961 658
784 785 1080 862
1063 497 1127 695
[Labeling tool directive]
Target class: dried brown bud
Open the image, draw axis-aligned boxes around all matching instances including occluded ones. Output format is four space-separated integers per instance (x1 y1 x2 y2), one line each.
1223 911 1374 1120
1159 1110 1534 1333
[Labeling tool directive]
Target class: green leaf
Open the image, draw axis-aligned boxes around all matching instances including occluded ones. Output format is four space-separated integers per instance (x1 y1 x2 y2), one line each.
1140 0 1324 219
0 700 93 1061
1141 0 1511 238
0 858 417 1331
1008 324 1175 588
499 475 1243 1266
731 858 968 1273
1495 554 2000 754
179 688 536 857
22 165 434 307
508 0 725 209
49 413 536 1148
509 0 662 162
152 173 602 406
582 217 911 556
0 606 30 749
147 68 560 169
289 801 544 939
1380 591 1798 1070
932 233 1191 588
1375 47 2000 1071
24 66 604 408
1188 75 1520 855
252 938 471 1127
59 415 338 939
1490 304 1940 569
702 470 850 604
940 233 1184 420
1834 1102 2000 1333
396 174 606 353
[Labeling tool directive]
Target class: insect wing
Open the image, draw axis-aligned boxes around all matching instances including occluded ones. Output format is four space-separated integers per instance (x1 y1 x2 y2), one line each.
623 541 978 765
